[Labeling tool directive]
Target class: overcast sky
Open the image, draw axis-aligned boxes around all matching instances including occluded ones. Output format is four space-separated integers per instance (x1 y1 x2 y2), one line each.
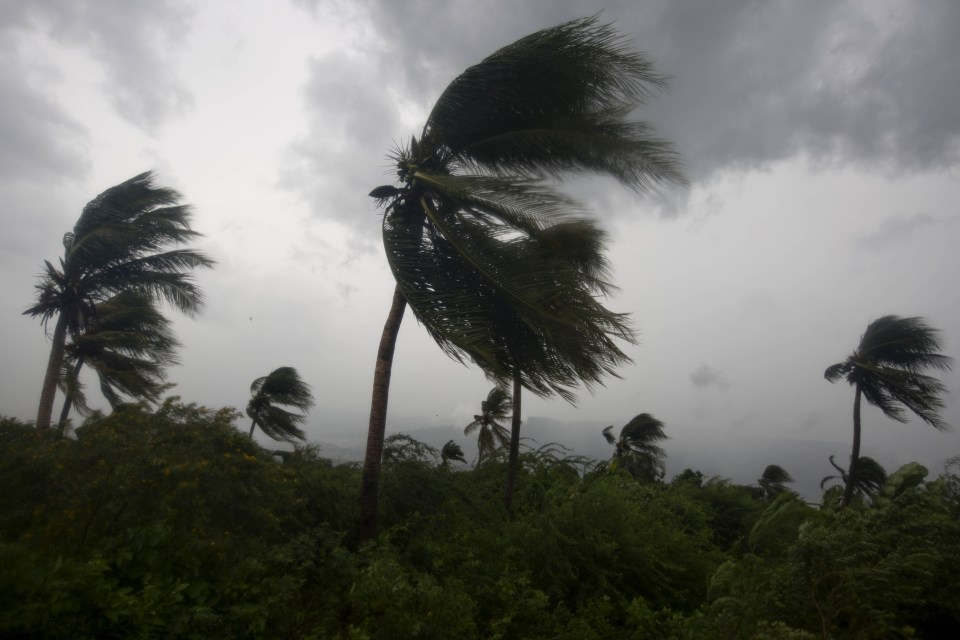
3 0 959 489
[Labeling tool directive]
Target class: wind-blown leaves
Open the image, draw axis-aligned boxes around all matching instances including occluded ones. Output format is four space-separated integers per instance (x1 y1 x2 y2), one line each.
463 386 512 466
26 172 214 430
825 315 951 506
602 413 668 483
247 367 314 444
362 15 685 539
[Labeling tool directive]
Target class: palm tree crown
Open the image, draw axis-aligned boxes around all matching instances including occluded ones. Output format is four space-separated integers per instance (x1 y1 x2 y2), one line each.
246 367 314 444
758 464 794 500
58 290 180 426
25 171 214 430
360 16 685 538
602 413 669 483
825 315 951 506
463 386 513 465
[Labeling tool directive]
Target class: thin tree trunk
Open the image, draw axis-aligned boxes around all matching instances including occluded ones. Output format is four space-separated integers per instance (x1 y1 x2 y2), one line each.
842 382 863 507
248 417 258 438
505 370 522 516
57 354 86 430
36 314 69 432
358 284 408 542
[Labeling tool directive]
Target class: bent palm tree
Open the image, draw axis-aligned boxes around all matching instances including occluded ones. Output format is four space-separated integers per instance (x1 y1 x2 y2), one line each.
25 172 214 431
440 440 467 467
58 290 180 427
463 386 513 466
825 315 951 506
246 367 314 444
361 16 684 538
758 464 794 500
602 413 668 483
821 454 887 501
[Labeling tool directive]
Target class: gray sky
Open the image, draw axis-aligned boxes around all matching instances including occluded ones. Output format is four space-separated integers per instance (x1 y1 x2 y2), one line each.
3 0 959 490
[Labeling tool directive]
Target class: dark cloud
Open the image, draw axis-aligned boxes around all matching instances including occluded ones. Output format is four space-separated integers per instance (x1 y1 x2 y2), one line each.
690 364 729 389
7 0 194 130
281 50 406 242
0 52 88 184
349 0 960 188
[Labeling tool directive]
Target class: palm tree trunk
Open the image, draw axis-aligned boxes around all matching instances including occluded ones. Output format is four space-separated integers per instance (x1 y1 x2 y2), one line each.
842 382 863 507
57 354 86 429
248 417 258 438
504 370 522 516
36 314 69 432
358 284 408 542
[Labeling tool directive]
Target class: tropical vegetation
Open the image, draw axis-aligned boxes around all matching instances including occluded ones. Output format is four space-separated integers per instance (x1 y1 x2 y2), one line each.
24 171 214 431
362 15 684 538
602 413 669 482
825 315 952 506
463 386 512 466
246 366 314 443
2 405 958 639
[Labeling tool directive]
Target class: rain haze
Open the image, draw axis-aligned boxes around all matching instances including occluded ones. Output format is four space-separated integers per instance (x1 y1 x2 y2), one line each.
3 0 959 498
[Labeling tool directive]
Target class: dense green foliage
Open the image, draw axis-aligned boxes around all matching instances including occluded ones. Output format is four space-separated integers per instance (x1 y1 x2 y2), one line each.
3 406 958 638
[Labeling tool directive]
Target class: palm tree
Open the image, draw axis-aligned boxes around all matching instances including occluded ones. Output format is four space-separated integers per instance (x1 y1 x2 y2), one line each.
825 315 952 506
758 464 794 500
440 440 467 467
57 290 180 427
821 454 887 501
361 16 684 538
463 386 513 466
25 172 214 431
602 413 669 483
246 367 314 444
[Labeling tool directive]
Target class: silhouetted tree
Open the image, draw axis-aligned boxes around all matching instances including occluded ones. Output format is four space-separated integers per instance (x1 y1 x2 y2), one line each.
361 17 684 537
825 315 951 506
246 367 314 444
25 172 213 431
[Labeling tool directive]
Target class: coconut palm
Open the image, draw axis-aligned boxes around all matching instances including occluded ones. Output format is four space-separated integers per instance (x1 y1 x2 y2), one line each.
246 367 314 444
821 455 887 501
440 440 467 467
825 315 952 506
57 290 180 427
463 386 513 466
758 464 794 500
602 413 669 483
25 172 214 431
361 16 684 538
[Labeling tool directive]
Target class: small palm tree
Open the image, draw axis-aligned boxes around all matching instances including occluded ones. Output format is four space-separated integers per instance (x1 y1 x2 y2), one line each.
246 367 314 444
602 413 668 483
25 171 213 431
821 455 887 501
57 290 180 427
758 464 794 500
440 440 467 467
463 386 513 466
825 315 952 506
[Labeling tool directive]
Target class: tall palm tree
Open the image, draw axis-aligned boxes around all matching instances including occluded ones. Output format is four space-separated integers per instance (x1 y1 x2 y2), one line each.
758 464 794 500
825 315 952 506
602 413 668 483
463 386 513 466
361 16 684 538
246 367 314 444
57 290 180 427
25 172 214 431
